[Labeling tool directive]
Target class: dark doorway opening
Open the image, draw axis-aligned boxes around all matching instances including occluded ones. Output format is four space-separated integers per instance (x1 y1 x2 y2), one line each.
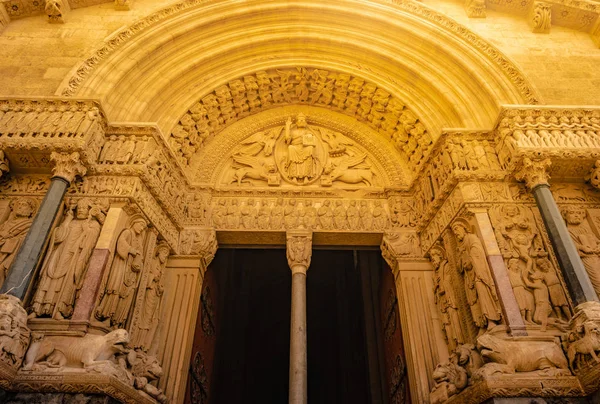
185 248 410 404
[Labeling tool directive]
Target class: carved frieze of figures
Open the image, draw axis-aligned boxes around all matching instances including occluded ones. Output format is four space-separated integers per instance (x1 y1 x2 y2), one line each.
222 113 377 188
98 136 157 166
488 204 571 328
96 217 149 328
0 100 102 140
170 67 432 169
29 198 108 320
207 197 395 232
561 206 600 299
430 244 465 350
0 294 30 368
499 110 600 152
451 218 502 333
0 198 37 288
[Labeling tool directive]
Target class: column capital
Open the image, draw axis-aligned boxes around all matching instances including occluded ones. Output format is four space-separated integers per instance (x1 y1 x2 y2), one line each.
286 231 312 275
179 228 218 269
50 151 87 183
514 157 551 190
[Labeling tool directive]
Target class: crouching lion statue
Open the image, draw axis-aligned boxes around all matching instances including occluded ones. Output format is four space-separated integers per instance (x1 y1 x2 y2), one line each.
22 329 129 371
475 333 571 378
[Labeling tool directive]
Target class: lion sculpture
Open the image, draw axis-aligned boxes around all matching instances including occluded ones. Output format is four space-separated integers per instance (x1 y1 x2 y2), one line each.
22 329 129 370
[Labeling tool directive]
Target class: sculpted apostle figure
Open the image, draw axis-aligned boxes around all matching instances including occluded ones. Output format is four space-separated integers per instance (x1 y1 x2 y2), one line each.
452 219 501 332
431 245 464 349
29 198 106 319
131 241 169 351
284 113 317 184
96 218 148 328
562 207 600 298
0 198 36 287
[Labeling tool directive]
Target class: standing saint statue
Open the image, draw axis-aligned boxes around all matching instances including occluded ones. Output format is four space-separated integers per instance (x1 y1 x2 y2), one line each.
0 198 36 287
284 113 317 184
452 219 502 332
96 217 148 328
431 244 464 349
29 198 106 319
131 241 169 351
562 207 600 298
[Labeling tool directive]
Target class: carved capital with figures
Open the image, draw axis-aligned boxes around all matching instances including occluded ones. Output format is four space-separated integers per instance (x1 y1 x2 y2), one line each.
514 157 551 190
286 231 312 275
50 152 87 183
179 228 218 269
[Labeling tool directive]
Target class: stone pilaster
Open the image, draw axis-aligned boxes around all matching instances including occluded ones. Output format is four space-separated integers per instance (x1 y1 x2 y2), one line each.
515 157 598 304
286 230 312 404
382 234 446 404
0 152 86 299
158 229 217 404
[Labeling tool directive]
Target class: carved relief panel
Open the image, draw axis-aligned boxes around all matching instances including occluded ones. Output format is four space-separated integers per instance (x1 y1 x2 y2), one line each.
488 204 572 329
217 113 379 189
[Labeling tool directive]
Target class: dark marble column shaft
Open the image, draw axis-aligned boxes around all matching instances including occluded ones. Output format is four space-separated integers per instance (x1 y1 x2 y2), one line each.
533 184 598 304
0 177 69 299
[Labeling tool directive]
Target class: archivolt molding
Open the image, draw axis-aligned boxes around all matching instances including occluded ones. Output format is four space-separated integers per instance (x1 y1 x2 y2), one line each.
195 106 406 187
56 0 538 147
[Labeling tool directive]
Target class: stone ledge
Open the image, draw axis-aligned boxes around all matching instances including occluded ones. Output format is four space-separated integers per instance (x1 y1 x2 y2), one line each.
3 371 159 404
445 374 585 404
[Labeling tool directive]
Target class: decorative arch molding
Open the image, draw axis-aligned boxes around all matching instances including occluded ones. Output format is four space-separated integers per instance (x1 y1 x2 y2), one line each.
56 0 539 141
194 105 407 188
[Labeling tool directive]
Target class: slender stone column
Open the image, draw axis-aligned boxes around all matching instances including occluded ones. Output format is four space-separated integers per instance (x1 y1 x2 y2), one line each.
286 230 312 404
0 152 86 299
470 210 528 336
515 158 598 304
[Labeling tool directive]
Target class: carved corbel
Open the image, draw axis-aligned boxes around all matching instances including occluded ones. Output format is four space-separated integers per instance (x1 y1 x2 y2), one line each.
587 160 600 190
45 0 68 24
286 230 312 275
50 152 87 183
531 2 552 34
465 0 486 18
513 157 551 190
114 0 130 11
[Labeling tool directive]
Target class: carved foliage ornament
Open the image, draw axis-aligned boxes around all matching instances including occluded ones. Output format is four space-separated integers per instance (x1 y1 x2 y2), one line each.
50 152 87 183
514 157 551 190
286 231 312 273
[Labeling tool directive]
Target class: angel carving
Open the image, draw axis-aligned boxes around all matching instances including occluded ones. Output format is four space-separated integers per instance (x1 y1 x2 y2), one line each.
237 127 282 157
324 152 374 186
229 154 278 186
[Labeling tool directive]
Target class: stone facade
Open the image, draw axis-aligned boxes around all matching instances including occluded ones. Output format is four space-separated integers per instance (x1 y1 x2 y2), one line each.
0 1 599 403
